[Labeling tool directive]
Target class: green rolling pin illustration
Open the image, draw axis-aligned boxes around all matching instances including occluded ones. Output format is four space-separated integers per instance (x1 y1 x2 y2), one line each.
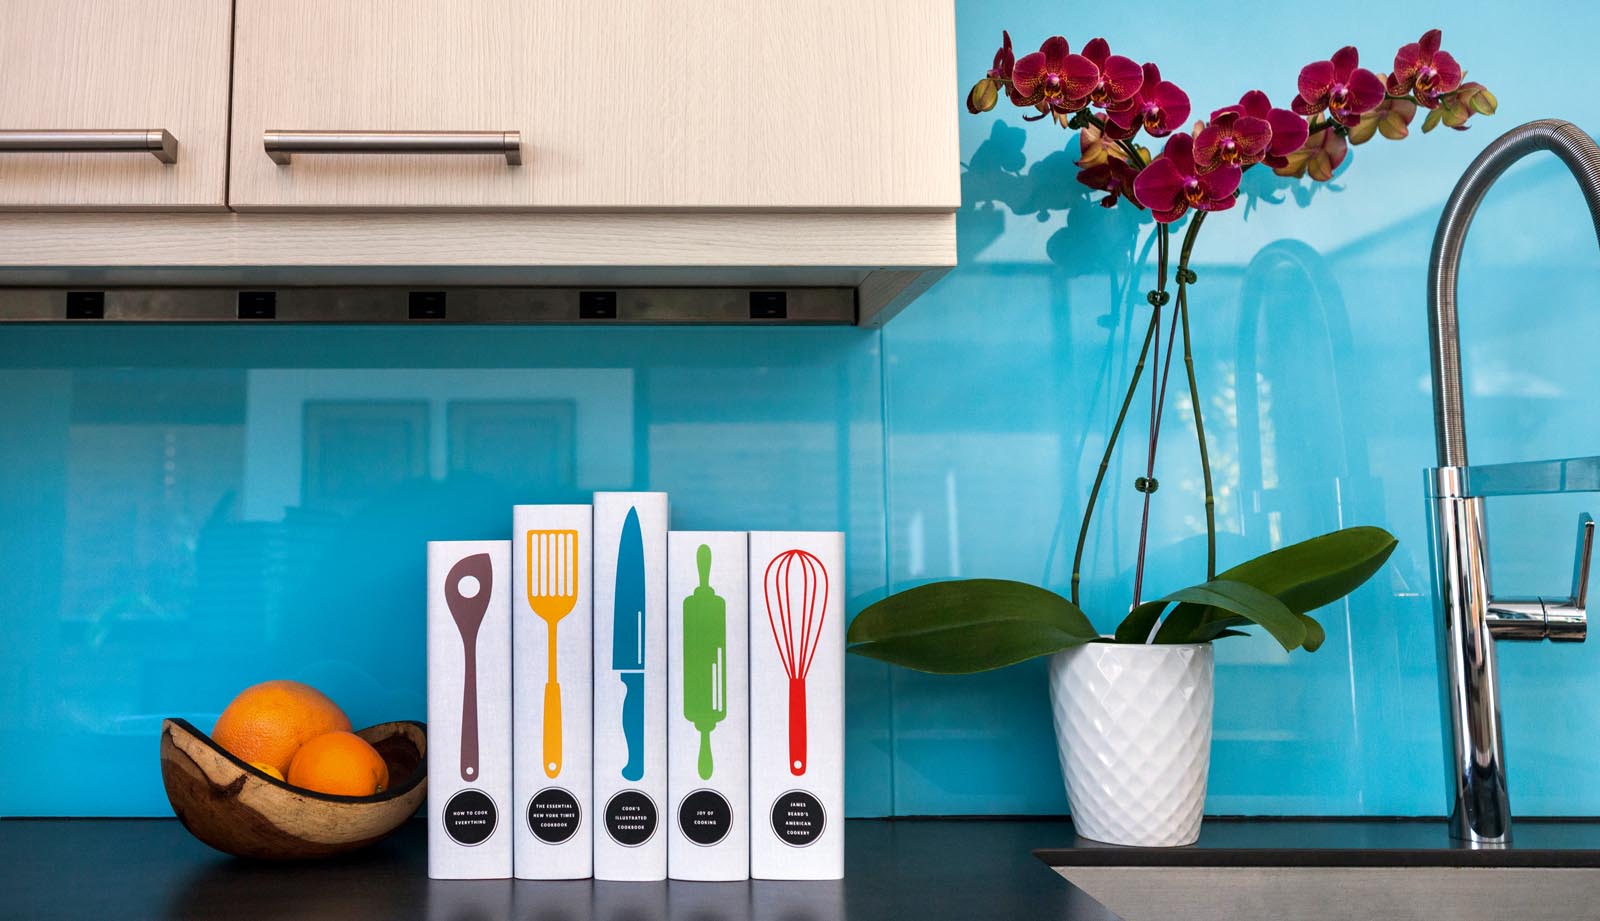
682 543 728 780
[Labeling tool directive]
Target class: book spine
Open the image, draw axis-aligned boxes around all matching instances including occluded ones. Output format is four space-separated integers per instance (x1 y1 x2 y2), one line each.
592 492 669 880
749 531 845 880
512 505 593 879
427 540 513 879
667 531 750 881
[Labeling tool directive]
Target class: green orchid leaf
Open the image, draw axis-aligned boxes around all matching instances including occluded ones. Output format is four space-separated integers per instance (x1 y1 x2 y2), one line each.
847 578 1096 642
848 618 1095 674
1176 614 1249 644
1297 613 1327 652
1158 579 1305 651
1213 526 1397 615
1152 603 1204 644
1113 600 1169 644
1174 610 1323 649
1170 526 1396 648
846 579 1098 673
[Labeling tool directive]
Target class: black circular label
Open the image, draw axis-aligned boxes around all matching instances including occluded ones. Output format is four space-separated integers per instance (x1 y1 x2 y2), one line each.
526 787 582 844
603 790 658 846
770 790 825 847
677 789 733 846
443 789 498 846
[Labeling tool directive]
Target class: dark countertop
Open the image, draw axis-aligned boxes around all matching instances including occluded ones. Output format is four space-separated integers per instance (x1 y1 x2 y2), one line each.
0 817 1116 921
16 815 1600 920
1036 817 1600 869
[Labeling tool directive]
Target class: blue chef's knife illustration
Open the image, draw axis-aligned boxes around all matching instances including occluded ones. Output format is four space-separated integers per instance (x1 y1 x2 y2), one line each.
614 506 646 782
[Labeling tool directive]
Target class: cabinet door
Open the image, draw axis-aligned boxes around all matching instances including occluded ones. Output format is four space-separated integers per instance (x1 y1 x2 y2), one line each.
0 1 232 210
228 0 958 211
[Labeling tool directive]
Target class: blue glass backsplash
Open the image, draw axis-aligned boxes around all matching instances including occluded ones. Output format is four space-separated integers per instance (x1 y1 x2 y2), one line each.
4 1 1600 818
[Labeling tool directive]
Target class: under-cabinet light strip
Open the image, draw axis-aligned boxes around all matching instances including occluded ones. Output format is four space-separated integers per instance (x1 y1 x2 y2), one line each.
0 286 856 325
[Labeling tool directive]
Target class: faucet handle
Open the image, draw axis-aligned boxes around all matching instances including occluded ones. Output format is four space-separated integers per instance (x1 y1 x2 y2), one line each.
1486 512 1592 642
1569 513 1593 609
1547 513 1595 642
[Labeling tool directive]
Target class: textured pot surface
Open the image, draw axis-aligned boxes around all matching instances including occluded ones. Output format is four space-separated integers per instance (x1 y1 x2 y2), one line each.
1049 643 1214 847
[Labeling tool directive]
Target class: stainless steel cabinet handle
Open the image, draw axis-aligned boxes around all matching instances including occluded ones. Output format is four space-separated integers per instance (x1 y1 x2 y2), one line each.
0 130 177 163
264 130 521 166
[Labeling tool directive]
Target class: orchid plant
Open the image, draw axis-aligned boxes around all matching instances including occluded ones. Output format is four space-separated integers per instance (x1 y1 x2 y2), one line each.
849 30 1495 673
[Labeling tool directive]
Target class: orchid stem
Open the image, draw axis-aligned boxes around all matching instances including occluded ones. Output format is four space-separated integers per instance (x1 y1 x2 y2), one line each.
1174 212 1216 579
1069 210 1214 617
1130 293 1181 608
1131 306 1161 608
1071 311 1158 606
1130 299 1177 607
1070 225 1168 606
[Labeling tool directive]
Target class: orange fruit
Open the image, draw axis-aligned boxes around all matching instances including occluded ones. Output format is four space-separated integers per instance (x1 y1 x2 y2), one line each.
247 761 285 782
211 680 352 776
286 731 390 796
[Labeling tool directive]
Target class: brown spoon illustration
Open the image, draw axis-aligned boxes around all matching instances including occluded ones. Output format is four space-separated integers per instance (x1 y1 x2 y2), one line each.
446 552 493 783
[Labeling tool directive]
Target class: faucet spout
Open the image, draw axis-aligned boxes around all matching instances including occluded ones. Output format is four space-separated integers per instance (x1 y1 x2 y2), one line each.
1428 119 1600 467
1426 120 1600 846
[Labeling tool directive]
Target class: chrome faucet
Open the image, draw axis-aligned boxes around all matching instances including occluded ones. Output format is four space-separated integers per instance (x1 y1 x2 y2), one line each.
1427 119 1600 845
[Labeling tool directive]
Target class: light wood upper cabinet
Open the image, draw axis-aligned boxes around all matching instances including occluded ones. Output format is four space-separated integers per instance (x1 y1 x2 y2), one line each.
228 0 959 211
0 1 233 210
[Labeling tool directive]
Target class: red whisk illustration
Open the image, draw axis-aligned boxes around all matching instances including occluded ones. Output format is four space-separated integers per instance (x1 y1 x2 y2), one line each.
763 548 829 776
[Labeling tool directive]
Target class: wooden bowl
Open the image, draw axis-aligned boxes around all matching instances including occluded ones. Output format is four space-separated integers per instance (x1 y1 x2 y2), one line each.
160 717 427 860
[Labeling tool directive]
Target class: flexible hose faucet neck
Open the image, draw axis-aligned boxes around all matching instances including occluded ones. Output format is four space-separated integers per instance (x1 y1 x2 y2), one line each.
1427 119 1600 468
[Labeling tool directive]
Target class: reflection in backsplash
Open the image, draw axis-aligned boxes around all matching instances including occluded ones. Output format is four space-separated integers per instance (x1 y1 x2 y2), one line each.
0 326 889 815
6 1 1600 821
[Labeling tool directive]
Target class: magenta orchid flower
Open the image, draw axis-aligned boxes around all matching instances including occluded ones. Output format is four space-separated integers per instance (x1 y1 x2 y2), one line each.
1388 29 1462 108
966 27 1493 215
1078 159 1141 209
987 30 1015 83
1293 46 1385 127
1133 133 1241 223
1193 112 1271 172
1070 38 1145 109
1011 36 1088 117
1210 91 1308 169
989 30 1032 106
1106 63 1190 139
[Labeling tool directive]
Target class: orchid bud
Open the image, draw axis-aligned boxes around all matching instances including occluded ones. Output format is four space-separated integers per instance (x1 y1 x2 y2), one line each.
967 78 1000 114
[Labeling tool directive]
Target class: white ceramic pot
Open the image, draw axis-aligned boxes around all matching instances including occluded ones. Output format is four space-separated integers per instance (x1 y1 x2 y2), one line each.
1048 642 1214 847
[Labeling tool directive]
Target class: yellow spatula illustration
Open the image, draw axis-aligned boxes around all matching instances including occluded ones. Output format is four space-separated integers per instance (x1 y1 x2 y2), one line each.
528 529 580 778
